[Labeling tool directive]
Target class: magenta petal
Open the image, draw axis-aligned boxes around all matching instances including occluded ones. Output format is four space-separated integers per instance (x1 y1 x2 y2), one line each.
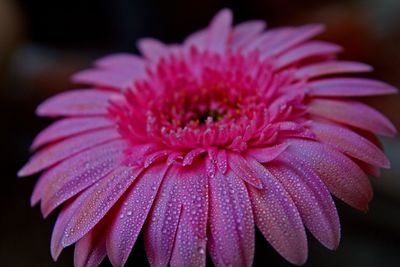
247 160 308 265
261 24 325 58
63 166 142 246
309 99 397 136
295 61 372 79
95 53 146 73
138 38 169 62
31 117 114 150
184 29 206 50
30 172 50 206
269 154 341 250
40 140 127 217
228 153 263 188
275 41 342 68
311 121 390 168
51 194 91 260
231 20 266 50
106 164 168 267
246 143 289 163
74 223 107 267
18 129 121 176
216 149 228 174
206 8 232 54
144 168 182 267
307 78 398 97
36 89 114 117
287 139 372 211
170 162 209 267
208 169 255 267
71 69 134 89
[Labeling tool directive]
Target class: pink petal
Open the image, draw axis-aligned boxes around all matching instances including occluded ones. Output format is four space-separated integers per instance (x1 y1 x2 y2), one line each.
170 161 209 267
184 29 206 50
208 169 255 267
206 8 232 54
31 172 50 206
36 89 114 117
307 78 398 97
138 38 169 62
74 222 107 267
216 149 228 174
309 99 397 136
287 139 373 211
247 160 308 265
71 69 134 89
40 140 127 217
241 28 291 54
18 129 121 176
106 164 168 267
95 53 146 73
246 143 289 163
182 148 206 166
31 116 114 150
295 61 372 79
144 168 182 267
228 153 263 188
261 24 325 58
310 121 390 168
275 41 342 68
231 20 266 50
269 153 341 250
51 195 91 260
62 166 142 246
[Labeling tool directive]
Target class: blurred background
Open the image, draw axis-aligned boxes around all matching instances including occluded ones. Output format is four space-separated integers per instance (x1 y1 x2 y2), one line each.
1 0 399 266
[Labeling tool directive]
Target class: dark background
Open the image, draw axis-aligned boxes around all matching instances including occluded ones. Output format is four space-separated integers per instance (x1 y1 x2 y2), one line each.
1 0 400 266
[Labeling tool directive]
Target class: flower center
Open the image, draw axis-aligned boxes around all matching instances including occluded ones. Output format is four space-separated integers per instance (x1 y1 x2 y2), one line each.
110 49 304 152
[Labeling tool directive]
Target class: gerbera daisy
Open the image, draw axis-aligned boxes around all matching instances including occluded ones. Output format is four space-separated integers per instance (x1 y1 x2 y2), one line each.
19 8 397 267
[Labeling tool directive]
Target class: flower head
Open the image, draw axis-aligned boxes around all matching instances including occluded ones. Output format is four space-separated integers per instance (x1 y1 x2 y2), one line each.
19 9 397 267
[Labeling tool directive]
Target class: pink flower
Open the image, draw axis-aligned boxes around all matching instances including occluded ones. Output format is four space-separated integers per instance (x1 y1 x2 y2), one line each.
19 9 397 267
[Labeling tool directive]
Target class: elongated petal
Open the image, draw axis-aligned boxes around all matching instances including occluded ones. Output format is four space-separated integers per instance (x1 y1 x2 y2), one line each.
184 29 206 50
310 121 390 168
40 140 126 217
206 8 232 54
63 166 142 246
138 38 169 63
228 153 263 188
269 154 340 250
275 41 342 68
74 222 107 267
72 69 134 89
106 164 168 267
170 161 209 267
216 149 228 174
295 61 372 79
261 24 325 58
51 194 92 260
287 139 372 211
208 169 255 267
307 78 398 97
231 20 266 49
95 53 146 73
32 117 114 150
309 99 397 136
247 160 308 265
36 89 114 117
31 172 51 206
18 129 120 176
246 143 289 163
144 168 181 267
